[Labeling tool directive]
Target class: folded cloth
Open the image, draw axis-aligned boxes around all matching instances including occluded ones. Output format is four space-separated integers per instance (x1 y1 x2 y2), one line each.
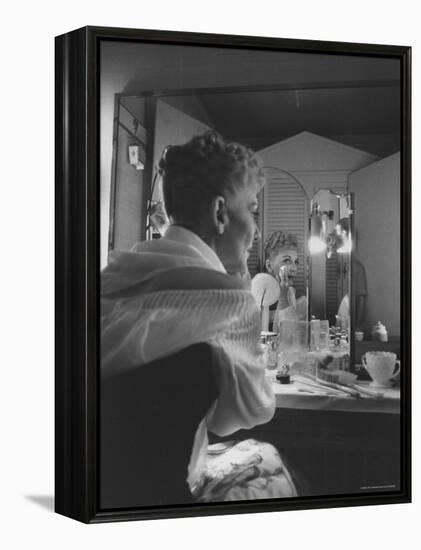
193 439 297 502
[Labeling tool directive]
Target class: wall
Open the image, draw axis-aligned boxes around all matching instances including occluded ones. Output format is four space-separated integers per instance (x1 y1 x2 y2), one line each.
152 100 211 202
348 152 400 336
112 115 146 251
161 95 214 128
109 97 210 252
258 131 379 199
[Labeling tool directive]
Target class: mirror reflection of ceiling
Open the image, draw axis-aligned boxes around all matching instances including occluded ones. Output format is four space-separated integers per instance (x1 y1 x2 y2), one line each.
107 40 401 158
196 86 399 155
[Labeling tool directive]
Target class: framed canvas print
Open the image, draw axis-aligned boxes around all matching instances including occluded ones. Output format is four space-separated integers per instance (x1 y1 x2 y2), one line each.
55 26 411 523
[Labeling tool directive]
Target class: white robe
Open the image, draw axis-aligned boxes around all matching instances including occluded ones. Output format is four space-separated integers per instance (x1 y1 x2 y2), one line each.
101 228 275 491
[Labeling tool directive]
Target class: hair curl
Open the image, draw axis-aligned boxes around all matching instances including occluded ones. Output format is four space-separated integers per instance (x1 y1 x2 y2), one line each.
158 130 264 224
264 230 298 261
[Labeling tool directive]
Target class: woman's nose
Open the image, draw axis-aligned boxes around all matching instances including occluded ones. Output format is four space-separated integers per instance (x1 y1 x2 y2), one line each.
253 225 261 242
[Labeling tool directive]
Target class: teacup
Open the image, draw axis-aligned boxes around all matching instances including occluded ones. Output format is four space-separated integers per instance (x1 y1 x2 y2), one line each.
362 351 400 388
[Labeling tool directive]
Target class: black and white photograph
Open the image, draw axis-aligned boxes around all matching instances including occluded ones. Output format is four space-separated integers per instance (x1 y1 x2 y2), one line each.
85 30 410 517
3 0 421 546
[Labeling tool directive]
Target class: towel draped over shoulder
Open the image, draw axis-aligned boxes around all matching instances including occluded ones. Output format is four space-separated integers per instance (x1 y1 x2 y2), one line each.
101 237 275 490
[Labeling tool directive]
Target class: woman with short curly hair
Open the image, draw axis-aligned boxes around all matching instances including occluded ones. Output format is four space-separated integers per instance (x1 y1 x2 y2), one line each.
264 230 307 328
159 131 264 276
101 130 297 505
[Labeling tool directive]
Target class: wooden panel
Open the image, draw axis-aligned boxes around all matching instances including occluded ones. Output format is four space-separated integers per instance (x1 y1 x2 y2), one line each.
326 254 339 325
113 124 146 251
211 409 400 496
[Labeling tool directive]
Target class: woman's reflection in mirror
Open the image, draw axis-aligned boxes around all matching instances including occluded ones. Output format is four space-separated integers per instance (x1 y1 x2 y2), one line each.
264 231 307 329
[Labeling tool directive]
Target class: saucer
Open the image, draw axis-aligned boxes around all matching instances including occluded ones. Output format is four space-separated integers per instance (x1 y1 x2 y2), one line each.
369 380 392 389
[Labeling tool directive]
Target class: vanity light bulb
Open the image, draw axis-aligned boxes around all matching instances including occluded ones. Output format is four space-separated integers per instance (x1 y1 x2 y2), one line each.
337 234 352 254
308 236 327 254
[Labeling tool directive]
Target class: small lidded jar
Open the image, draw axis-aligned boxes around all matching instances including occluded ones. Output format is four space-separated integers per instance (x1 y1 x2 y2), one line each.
371 321 388 342
260 331 278 369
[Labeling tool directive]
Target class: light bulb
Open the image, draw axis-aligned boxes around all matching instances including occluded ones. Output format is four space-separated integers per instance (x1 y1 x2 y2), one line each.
308 236 327 254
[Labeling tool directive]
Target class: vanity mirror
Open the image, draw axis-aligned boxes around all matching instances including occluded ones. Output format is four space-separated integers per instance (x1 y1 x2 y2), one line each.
109 83 396 360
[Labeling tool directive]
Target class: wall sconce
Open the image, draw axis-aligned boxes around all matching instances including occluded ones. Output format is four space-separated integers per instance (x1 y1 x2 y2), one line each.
128 119 146 170
337 239 352 254
325 219 352 258
308 203 327 254
308 191 353 258
335 218 352 254
128 144 145 171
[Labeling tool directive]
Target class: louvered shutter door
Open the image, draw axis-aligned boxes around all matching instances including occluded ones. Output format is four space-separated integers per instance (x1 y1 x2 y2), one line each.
261 168 308 298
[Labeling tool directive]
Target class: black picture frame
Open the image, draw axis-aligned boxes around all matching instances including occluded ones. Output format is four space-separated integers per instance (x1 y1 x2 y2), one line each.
55 25 411 523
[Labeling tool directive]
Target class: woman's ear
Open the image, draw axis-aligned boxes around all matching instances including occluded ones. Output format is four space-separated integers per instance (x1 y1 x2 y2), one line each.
265 259 272 274
210 196 227 235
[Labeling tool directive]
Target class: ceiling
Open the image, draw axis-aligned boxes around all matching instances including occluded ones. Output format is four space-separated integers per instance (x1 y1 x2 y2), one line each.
117 45 401 158
196 83 400 156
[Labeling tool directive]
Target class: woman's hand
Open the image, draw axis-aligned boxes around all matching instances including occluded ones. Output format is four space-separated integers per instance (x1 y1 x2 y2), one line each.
286 286 296 308
278 266 289 287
